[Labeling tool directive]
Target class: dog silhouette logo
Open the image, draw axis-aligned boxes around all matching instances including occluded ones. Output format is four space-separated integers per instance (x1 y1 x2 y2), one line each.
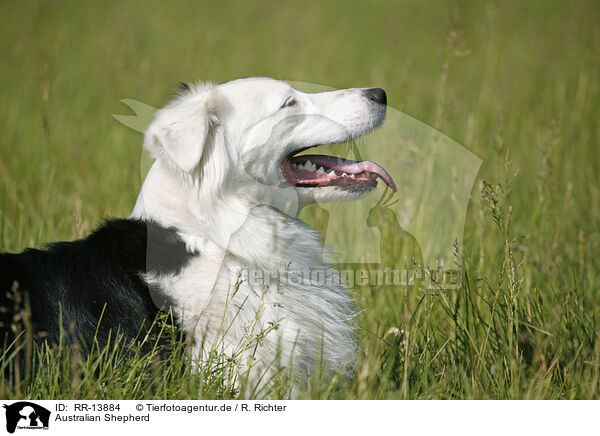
2 402 50 433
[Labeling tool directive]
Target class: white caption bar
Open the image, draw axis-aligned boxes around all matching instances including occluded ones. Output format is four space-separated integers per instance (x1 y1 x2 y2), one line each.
0 400 594 436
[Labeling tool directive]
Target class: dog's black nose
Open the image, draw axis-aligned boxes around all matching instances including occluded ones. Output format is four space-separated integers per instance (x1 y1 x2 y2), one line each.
365 88 387 106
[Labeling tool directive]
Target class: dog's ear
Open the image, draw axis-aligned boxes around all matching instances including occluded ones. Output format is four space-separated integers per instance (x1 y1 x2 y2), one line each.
144 88 221 173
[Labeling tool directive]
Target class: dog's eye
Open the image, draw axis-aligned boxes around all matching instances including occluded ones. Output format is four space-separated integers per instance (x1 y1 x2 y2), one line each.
281 97 297 109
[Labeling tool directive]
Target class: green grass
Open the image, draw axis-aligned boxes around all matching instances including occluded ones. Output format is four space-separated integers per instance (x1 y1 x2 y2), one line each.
1 0 599 399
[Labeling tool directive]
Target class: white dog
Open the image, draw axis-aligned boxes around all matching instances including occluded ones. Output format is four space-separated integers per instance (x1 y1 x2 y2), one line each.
131 77 395 392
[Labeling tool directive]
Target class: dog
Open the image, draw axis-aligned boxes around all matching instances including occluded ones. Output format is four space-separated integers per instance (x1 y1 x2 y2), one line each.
0 77 395 391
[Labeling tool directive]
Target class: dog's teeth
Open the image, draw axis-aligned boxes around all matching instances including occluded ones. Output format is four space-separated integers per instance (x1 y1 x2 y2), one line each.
317 166 325 174
342 172 348 177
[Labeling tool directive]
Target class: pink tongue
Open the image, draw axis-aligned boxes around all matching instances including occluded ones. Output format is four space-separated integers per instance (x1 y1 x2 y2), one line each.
290 154 397 192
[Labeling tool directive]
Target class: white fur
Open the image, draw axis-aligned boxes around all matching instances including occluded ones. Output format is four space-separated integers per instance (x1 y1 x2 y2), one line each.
131 77 386 392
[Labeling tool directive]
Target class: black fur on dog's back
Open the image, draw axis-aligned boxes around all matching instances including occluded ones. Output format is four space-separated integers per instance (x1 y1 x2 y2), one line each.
0 219 191 351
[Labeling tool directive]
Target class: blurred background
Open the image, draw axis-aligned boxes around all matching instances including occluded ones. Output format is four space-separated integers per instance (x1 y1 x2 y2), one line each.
0 0 597 243
1 0 599 398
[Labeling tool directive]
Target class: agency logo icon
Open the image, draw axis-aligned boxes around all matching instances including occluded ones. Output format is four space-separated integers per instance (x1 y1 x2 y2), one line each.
2 402 50 434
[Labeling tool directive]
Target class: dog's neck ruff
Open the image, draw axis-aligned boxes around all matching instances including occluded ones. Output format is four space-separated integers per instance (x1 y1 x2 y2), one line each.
131 161 357 388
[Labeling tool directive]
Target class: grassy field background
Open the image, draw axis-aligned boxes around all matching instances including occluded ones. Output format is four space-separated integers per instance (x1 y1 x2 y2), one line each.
1 0 599 399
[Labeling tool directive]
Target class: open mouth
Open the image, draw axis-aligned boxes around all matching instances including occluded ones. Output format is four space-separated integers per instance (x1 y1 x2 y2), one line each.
282 147 396 192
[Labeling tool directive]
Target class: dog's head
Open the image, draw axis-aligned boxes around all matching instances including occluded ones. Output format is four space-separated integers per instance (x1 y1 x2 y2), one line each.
143 77 395 215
